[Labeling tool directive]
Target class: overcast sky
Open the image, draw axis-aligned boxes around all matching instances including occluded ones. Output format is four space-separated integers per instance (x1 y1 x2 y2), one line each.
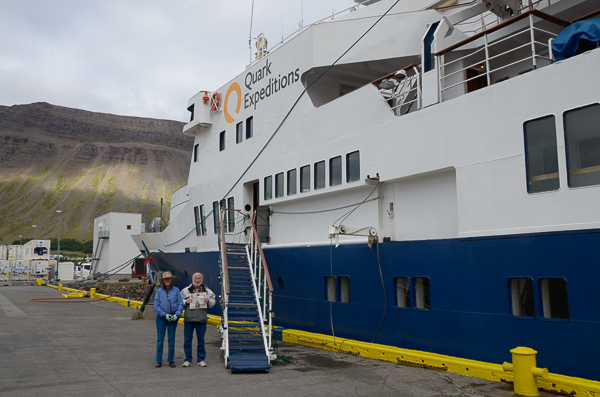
0 0 357 122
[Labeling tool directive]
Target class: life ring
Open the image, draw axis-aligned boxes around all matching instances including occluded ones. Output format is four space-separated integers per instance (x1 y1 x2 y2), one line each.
211 92 221 111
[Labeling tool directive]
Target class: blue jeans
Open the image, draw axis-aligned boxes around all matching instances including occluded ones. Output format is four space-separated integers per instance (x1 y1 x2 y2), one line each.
156 316 178 363
183 322 207 363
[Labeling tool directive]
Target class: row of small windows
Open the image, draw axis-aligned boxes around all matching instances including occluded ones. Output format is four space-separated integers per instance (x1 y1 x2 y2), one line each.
193 197 235 237
264 151 360 200
324 276 569 319
218 116 254 152
524 103 600 193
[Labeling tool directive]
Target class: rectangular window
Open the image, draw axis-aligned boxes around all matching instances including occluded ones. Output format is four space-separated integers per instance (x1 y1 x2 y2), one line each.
246 116 253 139
330 156 342 186
300 165 310 193
236 122 243 143
338 276 350 303
194 206 201 236
199 204 207 235
275 173 284 198
218 199 227 232
219 131 225 151
314 161 325 189
509 278 535 317
414 277 430 310
346 151 360 182
540 278 569 319
227 197 235 232
287 169 297 195
264 176 273 200
564 104 600 188
194 143 199 162
325 276 336 302
523 116 559 193
212 201 219 234
395 277 410 308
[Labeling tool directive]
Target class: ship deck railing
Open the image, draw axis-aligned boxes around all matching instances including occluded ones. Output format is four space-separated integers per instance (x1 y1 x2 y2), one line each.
373 63 422 116
435 9 569 103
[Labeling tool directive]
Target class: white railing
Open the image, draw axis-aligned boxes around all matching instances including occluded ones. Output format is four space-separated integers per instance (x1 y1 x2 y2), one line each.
374 64 421 117
249 212 274 361
223 210 250 245
436 9 568 102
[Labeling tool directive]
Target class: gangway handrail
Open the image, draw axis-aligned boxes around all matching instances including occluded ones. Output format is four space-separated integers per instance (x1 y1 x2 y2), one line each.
219 209 230 295
434 9 569 57
251 212 273 293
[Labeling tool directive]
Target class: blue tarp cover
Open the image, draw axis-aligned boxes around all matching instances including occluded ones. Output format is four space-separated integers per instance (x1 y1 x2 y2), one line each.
552 18 600 61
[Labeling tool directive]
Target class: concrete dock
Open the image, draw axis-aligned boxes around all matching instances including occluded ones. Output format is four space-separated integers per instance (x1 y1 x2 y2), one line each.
0 285 552 397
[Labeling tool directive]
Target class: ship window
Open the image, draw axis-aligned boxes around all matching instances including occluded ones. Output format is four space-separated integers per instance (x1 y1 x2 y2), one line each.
330 156 342 186
275 173 284 198
246 116 253 139
199 204 207 235
524 115 559 193
564 103 600 188
187 104 194 122
219 199 227 233
212 201 219 234
194 144 199 162
287 169 297 195
194 206 201 236
236 122 243 143
338 276 350 303
325 276 336 302
314 161 325 189
540 278 569 320
219 131 225 151
264 176 272 200
300 165 310 193
395 277 410 308
194 205 206 236
227 197 235 232
414 277 430 310
346 151 360 182
127 225 131 230
509 278 535 317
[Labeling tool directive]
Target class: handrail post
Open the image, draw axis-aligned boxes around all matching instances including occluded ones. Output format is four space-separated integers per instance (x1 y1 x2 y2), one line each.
529 13 537 69
482 14 491 87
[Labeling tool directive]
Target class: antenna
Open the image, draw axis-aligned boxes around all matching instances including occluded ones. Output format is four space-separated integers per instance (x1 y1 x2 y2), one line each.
249 0 256 64
300 0 304 29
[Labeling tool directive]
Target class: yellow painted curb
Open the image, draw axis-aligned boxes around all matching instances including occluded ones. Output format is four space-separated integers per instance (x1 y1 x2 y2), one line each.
36 282 600 395
280 329 600 396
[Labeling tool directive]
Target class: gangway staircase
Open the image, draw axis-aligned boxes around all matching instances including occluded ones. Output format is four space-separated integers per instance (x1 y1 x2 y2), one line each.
218 209 274 373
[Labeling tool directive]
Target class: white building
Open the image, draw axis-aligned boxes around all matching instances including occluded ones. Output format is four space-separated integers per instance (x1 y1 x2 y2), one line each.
92 213 144 276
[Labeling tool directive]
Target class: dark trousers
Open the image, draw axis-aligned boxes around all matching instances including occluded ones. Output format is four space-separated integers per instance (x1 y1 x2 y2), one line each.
156 316 178 363
183 322 207 363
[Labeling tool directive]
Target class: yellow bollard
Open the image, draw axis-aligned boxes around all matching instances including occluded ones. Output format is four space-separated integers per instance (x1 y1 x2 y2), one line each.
90 288 96 298
503 347 548 396
58 283 63 290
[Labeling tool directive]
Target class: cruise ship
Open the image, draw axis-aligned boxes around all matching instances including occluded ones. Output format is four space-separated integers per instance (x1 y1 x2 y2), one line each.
132 0 600 379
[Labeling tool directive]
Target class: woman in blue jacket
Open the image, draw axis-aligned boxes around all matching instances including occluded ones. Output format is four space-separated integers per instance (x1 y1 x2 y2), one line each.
154 271 184 367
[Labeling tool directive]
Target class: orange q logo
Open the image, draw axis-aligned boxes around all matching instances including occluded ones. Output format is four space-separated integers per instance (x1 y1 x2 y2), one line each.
223 82 242 124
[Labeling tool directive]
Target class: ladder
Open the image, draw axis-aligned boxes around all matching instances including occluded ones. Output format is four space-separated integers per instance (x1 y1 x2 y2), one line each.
90 237 105 275
218 210 274 372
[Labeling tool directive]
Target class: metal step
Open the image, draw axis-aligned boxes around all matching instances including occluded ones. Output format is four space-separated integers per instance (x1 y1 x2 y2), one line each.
229 353 270 373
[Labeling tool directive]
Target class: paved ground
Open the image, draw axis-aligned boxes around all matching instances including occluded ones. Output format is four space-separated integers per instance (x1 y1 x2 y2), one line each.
0 285 553 397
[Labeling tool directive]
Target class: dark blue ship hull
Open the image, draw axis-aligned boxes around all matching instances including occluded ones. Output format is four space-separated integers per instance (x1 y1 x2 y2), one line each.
149 228 600 381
